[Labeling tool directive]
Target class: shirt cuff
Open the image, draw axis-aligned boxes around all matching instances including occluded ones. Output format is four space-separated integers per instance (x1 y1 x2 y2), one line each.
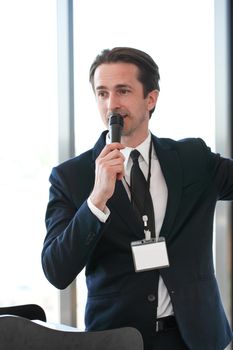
87 197 110 223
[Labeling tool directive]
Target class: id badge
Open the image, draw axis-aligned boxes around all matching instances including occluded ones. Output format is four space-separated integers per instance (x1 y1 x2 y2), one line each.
131 237 169 272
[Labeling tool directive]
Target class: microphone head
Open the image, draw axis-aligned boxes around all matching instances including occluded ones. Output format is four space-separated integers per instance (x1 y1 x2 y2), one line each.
108 113 124 143
108 113 124 127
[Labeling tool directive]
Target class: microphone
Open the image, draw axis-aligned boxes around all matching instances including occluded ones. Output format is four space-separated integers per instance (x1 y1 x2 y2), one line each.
109 113 124 143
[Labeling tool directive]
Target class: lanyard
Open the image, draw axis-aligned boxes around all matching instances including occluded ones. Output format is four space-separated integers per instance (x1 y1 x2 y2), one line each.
146 139 153 191
143 140 156 239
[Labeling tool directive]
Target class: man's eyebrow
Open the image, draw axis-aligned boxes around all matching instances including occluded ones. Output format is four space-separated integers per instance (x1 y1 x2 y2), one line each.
95 84 132 90
115 84 132 89
95 85 106 91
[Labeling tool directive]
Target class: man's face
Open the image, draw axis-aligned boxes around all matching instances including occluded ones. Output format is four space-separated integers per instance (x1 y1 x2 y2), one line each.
93 62 158 146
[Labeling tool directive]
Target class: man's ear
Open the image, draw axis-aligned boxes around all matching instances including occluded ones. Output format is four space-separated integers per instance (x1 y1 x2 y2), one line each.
147 89 159 111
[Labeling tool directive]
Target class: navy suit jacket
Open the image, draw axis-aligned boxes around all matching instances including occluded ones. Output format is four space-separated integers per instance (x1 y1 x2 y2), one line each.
42 131 233 349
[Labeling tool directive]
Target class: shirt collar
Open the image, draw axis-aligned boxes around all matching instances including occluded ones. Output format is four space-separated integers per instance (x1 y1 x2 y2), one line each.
121 132 152 169
105 131 156 169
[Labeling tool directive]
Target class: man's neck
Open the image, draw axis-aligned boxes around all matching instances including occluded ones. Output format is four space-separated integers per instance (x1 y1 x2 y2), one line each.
121 131 150 148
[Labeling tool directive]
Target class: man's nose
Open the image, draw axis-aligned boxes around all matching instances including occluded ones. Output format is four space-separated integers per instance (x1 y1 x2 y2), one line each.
107 93 121 111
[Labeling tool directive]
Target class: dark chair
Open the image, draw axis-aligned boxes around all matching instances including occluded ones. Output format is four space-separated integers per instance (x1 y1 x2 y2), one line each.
0 315 144 350
0 303 46 321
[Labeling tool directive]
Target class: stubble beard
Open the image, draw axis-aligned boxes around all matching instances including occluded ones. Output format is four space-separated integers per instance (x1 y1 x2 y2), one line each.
121 114 148 138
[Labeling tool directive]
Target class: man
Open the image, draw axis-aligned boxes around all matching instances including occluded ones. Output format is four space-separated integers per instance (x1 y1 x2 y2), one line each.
42 47 233 349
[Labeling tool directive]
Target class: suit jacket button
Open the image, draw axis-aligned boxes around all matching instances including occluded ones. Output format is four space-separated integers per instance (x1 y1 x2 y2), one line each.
148 294 156 302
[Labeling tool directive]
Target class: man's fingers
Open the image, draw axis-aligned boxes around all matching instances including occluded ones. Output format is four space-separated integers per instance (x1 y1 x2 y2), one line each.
99 143 125 158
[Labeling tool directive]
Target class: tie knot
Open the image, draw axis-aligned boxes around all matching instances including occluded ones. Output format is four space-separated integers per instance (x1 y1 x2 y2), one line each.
130 149 140 163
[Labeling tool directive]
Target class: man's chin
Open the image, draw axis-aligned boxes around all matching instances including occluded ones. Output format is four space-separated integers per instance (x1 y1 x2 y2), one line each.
121 129 132 137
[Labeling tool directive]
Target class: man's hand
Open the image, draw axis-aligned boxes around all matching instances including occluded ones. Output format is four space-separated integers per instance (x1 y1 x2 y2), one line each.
89 143 125 212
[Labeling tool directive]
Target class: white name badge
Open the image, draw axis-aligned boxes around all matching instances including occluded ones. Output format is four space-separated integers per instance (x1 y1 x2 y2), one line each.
131 237 169 272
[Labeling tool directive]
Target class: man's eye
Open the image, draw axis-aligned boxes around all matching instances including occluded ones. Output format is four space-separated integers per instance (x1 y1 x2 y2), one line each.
119 89 130 95
97 91 107 98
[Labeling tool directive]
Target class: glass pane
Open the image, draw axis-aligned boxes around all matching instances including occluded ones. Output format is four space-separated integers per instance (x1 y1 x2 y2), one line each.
0 0 59 322
73 0 215 329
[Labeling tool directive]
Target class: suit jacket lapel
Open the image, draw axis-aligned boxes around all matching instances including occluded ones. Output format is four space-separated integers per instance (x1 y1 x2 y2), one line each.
152 136 182 243
92 131 108 160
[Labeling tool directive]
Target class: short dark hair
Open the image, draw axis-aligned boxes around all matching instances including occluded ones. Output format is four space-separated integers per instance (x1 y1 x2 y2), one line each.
89 47 160 117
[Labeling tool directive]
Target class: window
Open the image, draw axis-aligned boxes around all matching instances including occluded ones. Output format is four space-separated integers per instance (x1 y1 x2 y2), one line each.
0 0 59 322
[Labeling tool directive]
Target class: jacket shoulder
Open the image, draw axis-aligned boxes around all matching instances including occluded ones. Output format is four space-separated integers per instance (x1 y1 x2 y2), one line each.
49 149 94 193
153 136 213 182
154 136 210 158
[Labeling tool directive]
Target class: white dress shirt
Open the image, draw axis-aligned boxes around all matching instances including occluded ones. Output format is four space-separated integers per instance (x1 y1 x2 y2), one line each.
88 132 174 318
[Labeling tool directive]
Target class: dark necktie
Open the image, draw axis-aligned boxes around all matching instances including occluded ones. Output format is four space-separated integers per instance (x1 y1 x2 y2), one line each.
130 149 155 238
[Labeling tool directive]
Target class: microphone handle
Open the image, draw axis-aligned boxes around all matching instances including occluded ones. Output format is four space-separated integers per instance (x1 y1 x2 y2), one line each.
110 124 122 143
109 113 124 143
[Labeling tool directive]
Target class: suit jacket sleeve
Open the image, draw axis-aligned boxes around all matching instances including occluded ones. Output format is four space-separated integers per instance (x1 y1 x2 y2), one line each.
42 164 108 289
